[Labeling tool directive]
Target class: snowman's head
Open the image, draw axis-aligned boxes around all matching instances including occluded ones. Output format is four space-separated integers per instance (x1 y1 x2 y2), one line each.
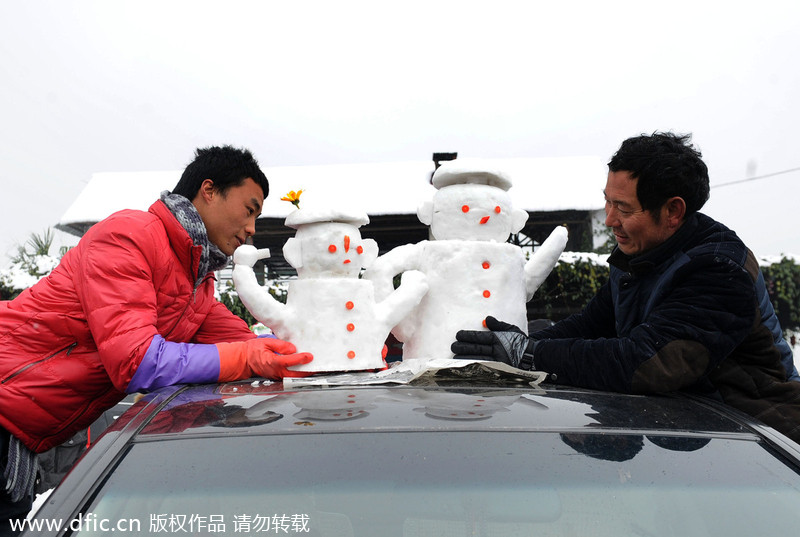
418 162 528 242
283 209 378 279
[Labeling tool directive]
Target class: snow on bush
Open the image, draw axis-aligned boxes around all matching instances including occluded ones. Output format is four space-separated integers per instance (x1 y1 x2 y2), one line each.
0 253 60 297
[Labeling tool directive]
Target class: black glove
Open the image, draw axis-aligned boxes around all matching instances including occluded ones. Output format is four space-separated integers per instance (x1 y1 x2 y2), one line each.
451 316 535 370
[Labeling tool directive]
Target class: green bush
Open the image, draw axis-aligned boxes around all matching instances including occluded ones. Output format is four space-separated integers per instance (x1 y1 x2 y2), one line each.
527 259 610 321
528 255 800 331
0 282 21 300
218 280 288 329
218 286 257 327
762 257 800 331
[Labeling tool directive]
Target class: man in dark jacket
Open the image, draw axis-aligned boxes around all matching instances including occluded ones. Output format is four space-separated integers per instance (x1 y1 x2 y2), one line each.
453 132 800 443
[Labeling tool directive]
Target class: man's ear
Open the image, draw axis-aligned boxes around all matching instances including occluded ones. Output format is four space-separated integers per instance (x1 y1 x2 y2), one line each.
665 197 687 229
283 238 303 269
197 179 216 203
417 201 434 225
191 179 217 215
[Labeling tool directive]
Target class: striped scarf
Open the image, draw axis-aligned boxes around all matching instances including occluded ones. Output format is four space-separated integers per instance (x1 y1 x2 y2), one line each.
160 191 229 285
3 434 37 503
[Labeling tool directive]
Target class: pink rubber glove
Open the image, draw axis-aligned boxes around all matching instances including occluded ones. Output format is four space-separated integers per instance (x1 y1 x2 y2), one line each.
217 338 314 380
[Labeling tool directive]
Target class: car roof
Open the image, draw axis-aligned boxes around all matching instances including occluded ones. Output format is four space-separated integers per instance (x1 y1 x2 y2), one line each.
106 380 778 442
28 379 800 535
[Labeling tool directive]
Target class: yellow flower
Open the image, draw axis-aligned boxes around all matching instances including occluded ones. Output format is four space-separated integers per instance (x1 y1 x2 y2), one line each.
280 189 303 208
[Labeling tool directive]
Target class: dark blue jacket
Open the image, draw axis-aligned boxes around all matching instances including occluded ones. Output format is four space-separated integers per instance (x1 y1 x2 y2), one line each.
533 213 800 442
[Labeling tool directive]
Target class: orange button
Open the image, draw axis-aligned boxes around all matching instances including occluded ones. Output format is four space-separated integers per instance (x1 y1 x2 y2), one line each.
483 290 491 298
347 351 356 359
345 301 354 310
347 323 355 332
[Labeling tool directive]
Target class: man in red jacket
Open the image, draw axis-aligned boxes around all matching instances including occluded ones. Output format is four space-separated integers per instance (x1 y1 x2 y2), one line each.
0 145 313 529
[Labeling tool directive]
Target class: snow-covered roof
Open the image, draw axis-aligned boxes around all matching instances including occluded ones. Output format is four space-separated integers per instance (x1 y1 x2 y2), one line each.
59 156 607 231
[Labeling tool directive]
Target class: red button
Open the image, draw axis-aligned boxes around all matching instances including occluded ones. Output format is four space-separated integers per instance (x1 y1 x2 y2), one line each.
347 323 355 332
347 351 356 359
482 261 491 269
483 290 491 298
345 301 354 310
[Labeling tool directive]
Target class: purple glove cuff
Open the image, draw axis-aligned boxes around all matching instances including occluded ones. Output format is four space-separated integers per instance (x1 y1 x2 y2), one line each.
127 335 221 393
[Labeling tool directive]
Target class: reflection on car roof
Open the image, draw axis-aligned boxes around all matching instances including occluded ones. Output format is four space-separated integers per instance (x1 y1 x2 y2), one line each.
117 381 755 441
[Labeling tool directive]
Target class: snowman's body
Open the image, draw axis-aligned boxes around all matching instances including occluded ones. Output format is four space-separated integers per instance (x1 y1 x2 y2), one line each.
365 160 568 362
387 241 528 360
244 278 411 371
233 210 428 373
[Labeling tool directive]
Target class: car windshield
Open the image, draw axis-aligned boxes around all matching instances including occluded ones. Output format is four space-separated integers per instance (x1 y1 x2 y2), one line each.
76 431 800 537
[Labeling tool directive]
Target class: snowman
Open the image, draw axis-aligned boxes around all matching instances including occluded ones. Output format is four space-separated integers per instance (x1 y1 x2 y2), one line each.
233 207 429 373
364 159 568 361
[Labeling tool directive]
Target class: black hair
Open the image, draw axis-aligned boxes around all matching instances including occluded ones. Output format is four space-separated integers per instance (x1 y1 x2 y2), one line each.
608 132 710 217
172 145 269 201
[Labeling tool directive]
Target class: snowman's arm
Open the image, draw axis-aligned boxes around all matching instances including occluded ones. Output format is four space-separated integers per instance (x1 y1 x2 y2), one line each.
232 246 292 332
363 243 424 301
375 270 429 333
525 226 569 301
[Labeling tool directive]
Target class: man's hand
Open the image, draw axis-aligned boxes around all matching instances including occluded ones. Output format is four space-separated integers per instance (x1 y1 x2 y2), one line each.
217 338 314 381
246 337 314 379
451 316 535 370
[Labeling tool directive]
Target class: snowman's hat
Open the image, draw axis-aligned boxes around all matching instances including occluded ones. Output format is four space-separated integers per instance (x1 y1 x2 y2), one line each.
284 208 370 230
432 158 513 191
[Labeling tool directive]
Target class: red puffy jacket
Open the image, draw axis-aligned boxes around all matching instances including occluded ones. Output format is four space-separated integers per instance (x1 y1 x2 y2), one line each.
0 200 253 452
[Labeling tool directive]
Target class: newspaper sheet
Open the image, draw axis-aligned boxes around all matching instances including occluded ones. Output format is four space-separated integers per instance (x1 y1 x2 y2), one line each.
283 359 548 388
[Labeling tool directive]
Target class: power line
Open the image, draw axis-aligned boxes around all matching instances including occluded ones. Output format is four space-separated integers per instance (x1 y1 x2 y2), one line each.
712 166 800 189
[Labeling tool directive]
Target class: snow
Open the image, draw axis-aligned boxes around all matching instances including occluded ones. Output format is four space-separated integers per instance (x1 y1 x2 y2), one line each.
58 156 799 258
0 254 59 290
558 251 610 267
58 156 607 233
756 253 800 267
1 266 45 291
27 488 53 519
59 170 180 224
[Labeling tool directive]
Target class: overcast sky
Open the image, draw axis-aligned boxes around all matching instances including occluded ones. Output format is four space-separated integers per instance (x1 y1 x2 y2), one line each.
2 0 799 262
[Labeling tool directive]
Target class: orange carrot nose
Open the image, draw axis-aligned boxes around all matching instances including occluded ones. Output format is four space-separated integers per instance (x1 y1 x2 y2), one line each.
344 235 351 252
480 216 490 225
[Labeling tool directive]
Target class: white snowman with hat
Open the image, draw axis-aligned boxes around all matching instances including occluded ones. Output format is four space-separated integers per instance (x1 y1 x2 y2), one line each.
364 159 568 361
233 206 429 373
